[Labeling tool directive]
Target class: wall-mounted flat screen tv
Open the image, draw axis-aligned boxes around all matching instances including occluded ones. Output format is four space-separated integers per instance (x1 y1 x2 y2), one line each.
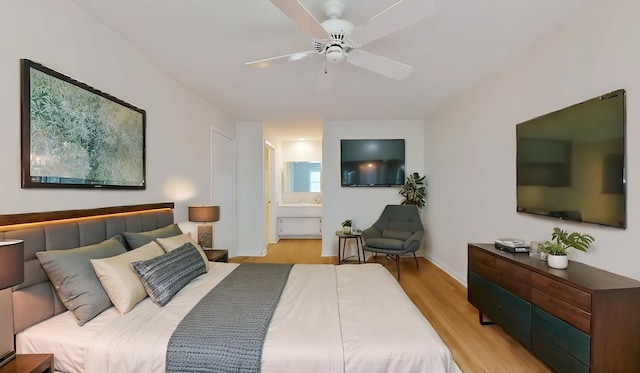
341 139 405 187
516 89 626 228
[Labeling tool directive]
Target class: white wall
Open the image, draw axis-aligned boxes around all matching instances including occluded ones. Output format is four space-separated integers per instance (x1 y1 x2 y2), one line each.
424 0 640 283
322 120 425 256
281 140 322 162
0 1 234 226
235 122 266 256
210 128 236 254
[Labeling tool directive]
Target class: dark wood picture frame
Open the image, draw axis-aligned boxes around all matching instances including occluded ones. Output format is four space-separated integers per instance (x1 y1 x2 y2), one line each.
20 59 146 189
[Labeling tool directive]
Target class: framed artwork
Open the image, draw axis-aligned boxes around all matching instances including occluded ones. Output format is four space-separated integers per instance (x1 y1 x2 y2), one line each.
21 59 146 189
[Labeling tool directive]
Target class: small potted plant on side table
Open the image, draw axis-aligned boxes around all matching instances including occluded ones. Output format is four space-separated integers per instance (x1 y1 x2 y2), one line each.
341 219 352 234
540 227 594 269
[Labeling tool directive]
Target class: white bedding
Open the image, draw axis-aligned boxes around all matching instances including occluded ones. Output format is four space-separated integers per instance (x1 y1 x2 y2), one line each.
17 262 458 373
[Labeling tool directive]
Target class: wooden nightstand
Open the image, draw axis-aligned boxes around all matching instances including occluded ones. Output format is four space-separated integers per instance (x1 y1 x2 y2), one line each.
0 354 53 373
204 249 228 263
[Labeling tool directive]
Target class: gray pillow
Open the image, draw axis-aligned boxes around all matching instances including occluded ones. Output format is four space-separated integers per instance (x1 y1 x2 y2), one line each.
132 242 206 306
36 237 127 325
123 224 183 250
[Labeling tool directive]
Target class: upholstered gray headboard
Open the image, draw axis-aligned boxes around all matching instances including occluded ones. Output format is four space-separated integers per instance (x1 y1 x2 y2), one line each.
0 205 174 334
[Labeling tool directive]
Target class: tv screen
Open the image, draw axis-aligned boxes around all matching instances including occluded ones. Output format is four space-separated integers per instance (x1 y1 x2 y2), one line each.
341 139 405 187
516 89 626 228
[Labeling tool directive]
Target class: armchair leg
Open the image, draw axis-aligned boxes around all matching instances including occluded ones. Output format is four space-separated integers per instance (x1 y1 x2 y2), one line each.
412 252 419 269
396 255 400 281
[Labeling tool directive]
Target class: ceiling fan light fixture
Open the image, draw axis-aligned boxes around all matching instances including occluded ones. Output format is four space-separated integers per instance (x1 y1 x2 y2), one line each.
321 18 354 35
326 45 344 63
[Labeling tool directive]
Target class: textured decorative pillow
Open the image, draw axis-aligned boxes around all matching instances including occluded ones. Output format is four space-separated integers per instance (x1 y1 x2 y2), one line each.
132 243 206 306
156 233 210 271
91 241 165 314
36 237 127 325
122 224 183 250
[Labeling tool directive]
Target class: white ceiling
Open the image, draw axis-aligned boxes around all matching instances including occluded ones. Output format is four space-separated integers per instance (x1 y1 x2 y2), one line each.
71 0 591 140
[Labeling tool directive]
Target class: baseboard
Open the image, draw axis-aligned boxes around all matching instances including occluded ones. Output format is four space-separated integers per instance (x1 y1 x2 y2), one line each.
424 255 467 287
236 249 267 257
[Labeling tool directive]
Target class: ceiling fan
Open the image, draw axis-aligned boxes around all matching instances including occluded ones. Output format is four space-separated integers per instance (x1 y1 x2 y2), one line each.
245 0 435 82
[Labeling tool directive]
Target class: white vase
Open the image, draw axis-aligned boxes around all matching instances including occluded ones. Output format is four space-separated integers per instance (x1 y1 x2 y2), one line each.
547 254 568 269
343 226 351 234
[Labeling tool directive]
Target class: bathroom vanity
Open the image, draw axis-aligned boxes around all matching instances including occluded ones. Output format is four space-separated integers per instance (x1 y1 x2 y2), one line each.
278 204 322 238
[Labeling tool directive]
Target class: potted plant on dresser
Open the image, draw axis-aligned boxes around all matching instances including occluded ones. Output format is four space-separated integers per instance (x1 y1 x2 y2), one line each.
540 227 595 269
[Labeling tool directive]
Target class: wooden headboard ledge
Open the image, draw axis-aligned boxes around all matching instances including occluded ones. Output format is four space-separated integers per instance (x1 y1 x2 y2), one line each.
0 202 174 228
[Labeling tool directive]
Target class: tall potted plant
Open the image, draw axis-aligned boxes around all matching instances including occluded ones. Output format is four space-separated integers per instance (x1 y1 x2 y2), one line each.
399 172 427 209
540 227 594 269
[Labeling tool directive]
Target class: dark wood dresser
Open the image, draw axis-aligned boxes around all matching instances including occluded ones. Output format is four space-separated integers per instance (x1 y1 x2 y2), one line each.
468 243 640 372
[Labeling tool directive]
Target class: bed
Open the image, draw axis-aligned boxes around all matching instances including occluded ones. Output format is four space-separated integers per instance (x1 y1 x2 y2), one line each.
1 203 459 373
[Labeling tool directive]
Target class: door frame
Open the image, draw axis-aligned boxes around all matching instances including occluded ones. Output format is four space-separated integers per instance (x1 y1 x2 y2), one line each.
265 141 277 244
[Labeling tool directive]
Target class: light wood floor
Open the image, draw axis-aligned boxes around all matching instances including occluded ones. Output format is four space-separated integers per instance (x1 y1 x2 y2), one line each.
231 239 551 373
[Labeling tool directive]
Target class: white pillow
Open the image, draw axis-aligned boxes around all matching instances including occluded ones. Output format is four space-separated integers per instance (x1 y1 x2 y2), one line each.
91 241 165 315
156 233 210 271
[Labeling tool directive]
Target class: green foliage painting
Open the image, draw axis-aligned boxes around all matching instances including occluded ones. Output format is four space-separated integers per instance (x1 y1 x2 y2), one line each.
23 60 145 188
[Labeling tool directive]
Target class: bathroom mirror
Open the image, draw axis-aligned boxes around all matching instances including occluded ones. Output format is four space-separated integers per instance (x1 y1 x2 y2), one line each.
284 161 321 192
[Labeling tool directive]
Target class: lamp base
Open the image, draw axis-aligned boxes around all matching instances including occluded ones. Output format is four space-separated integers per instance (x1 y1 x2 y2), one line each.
0 288 15 369
197 224 213 249
0 350 15 368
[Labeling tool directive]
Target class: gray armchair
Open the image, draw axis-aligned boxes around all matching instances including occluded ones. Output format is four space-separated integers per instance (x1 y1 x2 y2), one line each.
361 205 424 280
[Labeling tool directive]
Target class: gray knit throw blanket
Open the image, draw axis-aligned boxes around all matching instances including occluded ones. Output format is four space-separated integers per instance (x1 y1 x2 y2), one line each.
166 263 293 373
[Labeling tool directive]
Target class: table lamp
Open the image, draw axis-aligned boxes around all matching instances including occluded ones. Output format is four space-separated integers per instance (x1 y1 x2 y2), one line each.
188 206 220 249
0 240 24 368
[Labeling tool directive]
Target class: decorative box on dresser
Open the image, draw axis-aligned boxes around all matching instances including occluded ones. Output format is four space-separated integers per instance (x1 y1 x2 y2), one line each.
468 243 640 373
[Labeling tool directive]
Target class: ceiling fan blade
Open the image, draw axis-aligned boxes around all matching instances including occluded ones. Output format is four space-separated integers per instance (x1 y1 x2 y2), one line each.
316 61 339 94
346 50 413 80
271 0 330 40
347 0 435 47
245 50 318 68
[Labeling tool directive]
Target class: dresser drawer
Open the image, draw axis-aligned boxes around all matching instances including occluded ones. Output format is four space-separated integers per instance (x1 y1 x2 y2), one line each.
532 332 589 373
469 247 530 300
469 272 531 348
469 248 496 273
495 258 530 300
532 273 591 312
532 288 591 334
469 247 495 265
532 306 590 366
497 258 530 284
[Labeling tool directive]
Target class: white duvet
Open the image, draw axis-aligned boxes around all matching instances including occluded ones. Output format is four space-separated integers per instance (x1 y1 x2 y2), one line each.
17 262 458 373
